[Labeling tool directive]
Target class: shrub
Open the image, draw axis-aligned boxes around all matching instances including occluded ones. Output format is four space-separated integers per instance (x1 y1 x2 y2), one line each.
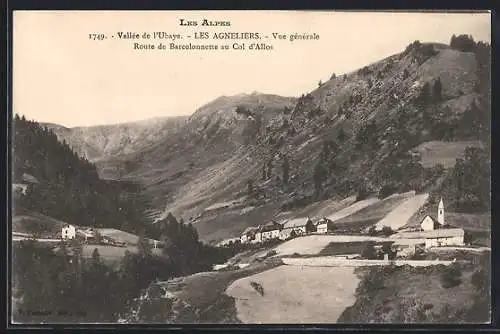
379 184 397 199
361 243 378 260
471 268 489 294
450 34 476 52
381 226 394 237
440 264 462 288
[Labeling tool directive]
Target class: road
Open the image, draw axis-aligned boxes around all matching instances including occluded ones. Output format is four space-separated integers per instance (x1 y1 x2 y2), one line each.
282 256 460 267
12 236 61 243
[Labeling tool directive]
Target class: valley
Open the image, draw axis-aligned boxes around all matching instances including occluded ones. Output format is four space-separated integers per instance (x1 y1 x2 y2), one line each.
12 34 490 324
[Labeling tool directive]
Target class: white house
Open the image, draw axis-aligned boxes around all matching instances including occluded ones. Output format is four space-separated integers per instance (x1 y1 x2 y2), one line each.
258 221 282 242
316 218 335 234
420 216 440 231
390 228 464 249
279 217 314 240
424 228 465 248
240 226 259 244
61 224 76 240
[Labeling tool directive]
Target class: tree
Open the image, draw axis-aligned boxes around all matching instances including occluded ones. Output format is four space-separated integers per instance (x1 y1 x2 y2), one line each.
416 82 432 107
247 179 254 198
313 161 327 197
330 73 337 80
441 263 462 288
403 69 409 79
266 160 273 179
367 226 377 236
379 184 397 199
432 78 442 102
361 243 377 260
356 182 370 201
381 226 394 237
337 128 347 142
450 34 476 52
137 230 153 257
318 80 323 87
282 155 290 185
381 243 396 259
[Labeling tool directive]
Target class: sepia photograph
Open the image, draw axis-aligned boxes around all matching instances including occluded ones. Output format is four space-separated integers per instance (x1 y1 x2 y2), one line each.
10 10 491 325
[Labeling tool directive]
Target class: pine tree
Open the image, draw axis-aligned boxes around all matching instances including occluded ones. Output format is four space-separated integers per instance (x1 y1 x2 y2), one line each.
433 78 442 102
283 155 290 185
313 160 327 197
137 230 152 258
247 179 254 198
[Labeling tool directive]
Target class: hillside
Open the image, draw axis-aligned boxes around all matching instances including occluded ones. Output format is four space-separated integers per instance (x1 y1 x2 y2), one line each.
43 116 188 179
37 37 490 242
99 39 488 242
12 116 152 236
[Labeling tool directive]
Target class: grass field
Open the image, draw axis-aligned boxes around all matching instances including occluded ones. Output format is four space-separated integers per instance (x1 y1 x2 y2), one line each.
226 265 360 323
273 235 388 256
333 192 415 232
82 245 163 267
276 196 358 222
144 259 282 323
12 212 69 238
318 241 392 257
326 197 380 222
96 228 143 245
374 193 429 231
411 140 484 169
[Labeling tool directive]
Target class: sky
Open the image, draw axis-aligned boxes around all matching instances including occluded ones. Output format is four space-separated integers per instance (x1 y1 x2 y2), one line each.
13 11 491 127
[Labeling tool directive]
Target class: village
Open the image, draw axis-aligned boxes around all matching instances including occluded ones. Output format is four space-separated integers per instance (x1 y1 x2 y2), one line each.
13 195 485 271
215 198 471 262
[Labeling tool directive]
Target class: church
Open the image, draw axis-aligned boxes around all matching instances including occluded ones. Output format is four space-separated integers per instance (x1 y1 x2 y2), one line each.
419 198 465 248
420 198 446 231
391 198 465 249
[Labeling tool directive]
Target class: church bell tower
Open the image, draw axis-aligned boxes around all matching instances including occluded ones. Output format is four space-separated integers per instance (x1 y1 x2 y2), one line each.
438 198 445 226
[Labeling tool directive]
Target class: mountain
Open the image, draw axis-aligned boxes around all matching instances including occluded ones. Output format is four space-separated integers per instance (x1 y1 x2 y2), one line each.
36 36 490 243
109 39 489 242
12 116 152 236
43 116 188 179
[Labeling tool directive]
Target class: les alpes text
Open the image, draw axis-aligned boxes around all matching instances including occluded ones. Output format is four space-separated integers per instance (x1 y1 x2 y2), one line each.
179 19 231 27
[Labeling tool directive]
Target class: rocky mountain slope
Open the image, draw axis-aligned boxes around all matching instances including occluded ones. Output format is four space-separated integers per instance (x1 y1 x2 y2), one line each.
107 40 489 241
41 37 490 242
43 116 188 178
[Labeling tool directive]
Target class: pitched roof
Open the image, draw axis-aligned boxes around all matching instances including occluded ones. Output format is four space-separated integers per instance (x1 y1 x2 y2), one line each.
242 226 259 235
316 218 333 226
283 217 312 229
259 221 282 232
420 215 440 228
391 228 464 240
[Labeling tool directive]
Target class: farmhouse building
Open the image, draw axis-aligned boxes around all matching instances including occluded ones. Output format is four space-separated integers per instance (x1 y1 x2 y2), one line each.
258 221 282 242
240 226 259 244
279 217 314 240
390 228 465 249
316 218 335 234
423 228 465 248
216 237 240 247
61 224 76 240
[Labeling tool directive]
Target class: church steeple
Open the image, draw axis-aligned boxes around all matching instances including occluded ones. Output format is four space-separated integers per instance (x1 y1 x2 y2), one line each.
438 198 445 226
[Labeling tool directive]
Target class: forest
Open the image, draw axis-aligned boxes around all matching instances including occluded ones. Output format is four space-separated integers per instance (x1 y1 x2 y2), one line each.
13 213 237 323
13 115 153 237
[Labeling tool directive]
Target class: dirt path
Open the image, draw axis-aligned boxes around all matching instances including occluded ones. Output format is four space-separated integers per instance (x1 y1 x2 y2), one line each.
226 265 359 323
